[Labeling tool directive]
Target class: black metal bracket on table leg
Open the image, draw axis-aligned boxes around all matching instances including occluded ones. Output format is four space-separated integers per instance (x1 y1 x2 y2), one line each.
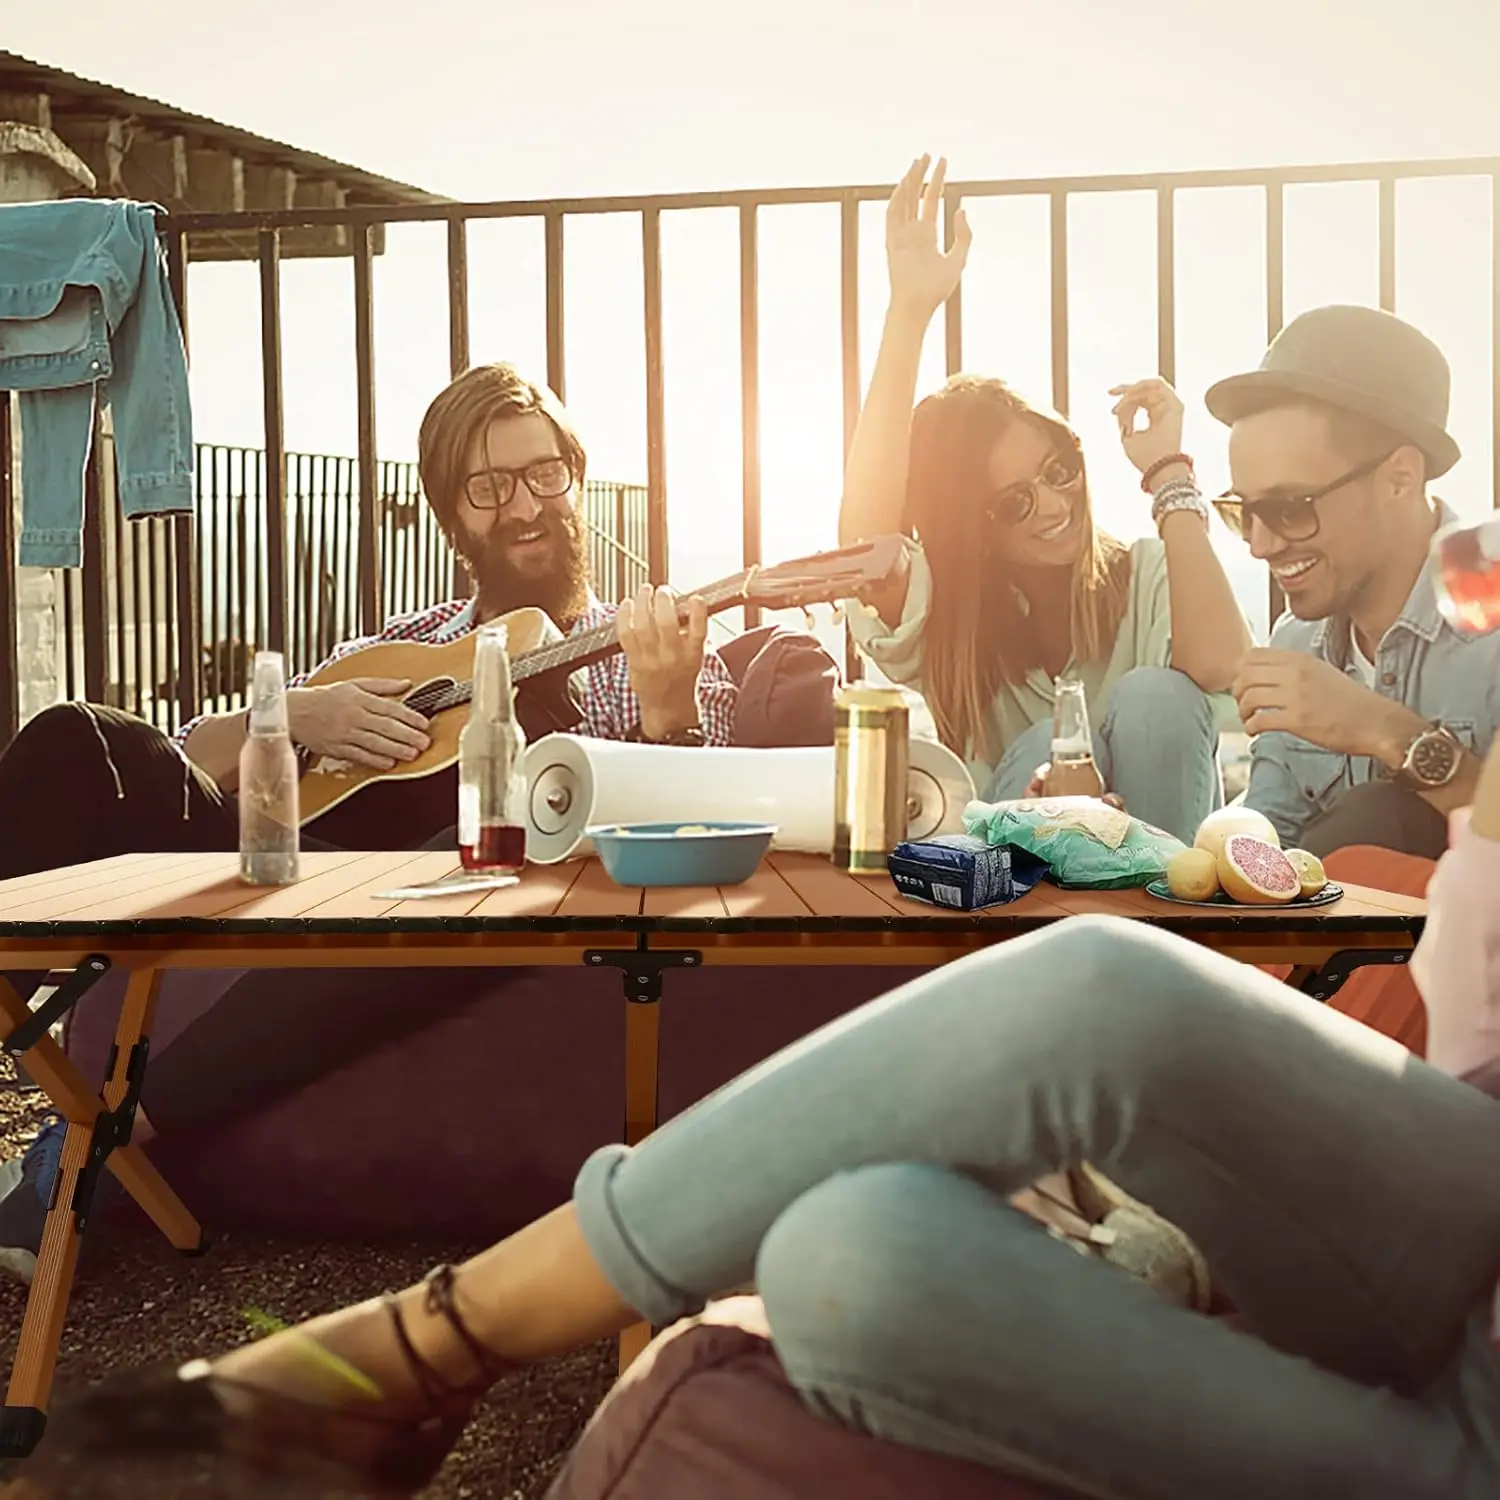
66 1035 151 1238
5 955 111 1061
1295 948 1412 1003
584 938 703 1002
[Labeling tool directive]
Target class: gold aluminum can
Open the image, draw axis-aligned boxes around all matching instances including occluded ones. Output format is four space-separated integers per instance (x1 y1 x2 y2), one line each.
833 684 910 873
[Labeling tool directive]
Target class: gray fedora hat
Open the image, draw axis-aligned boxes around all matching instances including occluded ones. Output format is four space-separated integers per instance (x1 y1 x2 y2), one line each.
1205 304 1460 478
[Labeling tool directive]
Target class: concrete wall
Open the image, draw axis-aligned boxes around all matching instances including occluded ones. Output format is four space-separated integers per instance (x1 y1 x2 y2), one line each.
1 124 94 723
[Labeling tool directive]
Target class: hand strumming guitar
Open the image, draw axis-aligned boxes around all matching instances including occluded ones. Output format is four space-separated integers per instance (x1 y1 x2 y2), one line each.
615 585 710 742
287 678 432 770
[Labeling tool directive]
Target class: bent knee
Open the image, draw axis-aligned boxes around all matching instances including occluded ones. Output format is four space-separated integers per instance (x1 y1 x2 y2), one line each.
992 914 1238 1046
1107 666 1212 726
757 1165 994 1360
9 702 102 757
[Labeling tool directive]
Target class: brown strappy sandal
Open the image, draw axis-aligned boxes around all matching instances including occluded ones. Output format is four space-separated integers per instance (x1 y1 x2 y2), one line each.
3 1265 510 1499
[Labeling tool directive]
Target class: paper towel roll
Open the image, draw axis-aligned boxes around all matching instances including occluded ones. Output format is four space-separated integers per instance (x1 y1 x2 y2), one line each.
522 734 974 864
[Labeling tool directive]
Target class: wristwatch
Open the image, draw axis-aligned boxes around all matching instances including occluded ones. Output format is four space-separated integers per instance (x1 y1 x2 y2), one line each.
1392 722 1464 789
642 723 706 748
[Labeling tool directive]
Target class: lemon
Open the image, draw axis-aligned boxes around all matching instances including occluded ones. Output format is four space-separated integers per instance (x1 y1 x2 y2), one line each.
1283 849 1328 899
1166 847 1220 902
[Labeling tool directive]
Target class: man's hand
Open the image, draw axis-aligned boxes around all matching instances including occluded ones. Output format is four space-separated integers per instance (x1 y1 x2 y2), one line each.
617 585 708 742
1232 649 1424 763
1108 378 1187 480
287 678 431 770
886 155 972 321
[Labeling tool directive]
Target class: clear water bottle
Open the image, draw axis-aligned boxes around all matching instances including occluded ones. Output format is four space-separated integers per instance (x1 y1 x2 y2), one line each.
238 651 301 885
1433 515 1500 637
1044 677 1104 799
458 623 528 873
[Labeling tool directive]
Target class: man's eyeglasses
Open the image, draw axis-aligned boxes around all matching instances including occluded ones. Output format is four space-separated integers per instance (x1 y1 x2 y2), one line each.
463 457 574 512
985 450 1085 528
1213 449 1395 544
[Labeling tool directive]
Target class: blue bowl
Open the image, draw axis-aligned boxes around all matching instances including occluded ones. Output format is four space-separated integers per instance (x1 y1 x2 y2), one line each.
587 821 777 887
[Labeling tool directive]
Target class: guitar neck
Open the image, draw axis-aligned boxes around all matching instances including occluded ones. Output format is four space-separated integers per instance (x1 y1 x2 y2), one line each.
510 572 749 684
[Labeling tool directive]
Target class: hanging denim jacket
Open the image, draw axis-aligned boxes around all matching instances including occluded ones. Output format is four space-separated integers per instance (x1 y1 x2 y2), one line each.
0 198 193 567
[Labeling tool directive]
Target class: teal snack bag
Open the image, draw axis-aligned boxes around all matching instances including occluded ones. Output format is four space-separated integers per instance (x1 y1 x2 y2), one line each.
962 796 1186 890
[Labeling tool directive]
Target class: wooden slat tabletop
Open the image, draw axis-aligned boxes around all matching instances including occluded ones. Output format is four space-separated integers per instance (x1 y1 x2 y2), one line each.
0 849 1424 940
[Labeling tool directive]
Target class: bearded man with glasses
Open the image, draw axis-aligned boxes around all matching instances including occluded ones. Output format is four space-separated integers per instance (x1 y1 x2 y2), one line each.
1207 304 1499 858
0 364 737 881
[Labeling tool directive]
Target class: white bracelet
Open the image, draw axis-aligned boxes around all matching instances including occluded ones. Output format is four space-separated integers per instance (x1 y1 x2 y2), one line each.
1151 474 1204 524
1154 494 1210 532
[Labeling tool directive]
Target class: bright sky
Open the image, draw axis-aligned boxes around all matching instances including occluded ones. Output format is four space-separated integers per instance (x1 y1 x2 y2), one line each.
10 1 1499 638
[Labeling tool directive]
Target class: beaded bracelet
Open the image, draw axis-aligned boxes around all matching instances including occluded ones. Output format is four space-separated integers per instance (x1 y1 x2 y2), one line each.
1139 453 1194 494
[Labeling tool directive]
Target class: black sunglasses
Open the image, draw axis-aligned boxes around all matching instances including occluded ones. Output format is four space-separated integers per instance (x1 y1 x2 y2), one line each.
985 449 1085 528
463 456 574 512
1213 449 1397 544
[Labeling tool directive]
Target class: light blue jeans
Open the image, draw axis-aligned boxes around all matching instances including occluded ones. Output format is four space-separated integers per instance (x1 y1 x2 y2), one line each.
981 666 1223 844
574 918 1500 1499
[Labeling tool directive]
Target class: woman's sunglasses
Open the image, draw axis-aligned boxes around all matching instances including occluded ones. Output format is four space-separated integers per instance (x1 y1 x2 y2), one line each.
1212 449 1396 544
985 450 1085 528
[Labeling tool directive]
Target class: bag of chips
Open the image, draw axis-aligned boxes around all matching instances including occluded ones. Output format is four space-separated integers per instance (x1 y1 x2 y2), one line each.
962 796 1185 890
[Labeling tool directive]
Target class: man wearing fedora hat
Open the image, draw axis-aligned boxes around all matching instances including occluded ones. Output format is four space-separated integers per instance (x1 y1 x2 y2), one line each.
1205 303 1498 858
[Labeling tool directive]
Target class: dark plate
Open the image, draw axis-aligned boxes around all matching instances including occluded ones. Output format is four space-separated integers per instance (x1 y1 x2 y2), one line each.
1143 878 1345 910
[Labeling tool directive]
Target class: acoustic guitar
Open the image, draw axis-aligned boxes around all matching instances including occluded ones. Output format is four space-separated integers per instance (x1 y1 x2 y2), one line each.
294 534 906 849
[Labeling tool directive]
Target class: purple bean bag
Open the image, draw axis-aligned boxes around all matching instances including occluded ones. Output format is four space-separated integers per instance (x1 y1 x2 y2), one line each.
547 1296 1070 1500
64 964 927 1239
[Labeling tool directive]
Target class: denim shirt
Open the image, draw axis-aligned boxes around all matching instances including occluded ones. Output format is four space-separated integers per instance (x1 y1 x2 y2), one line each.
0 199 193 566
1244 503 1500 845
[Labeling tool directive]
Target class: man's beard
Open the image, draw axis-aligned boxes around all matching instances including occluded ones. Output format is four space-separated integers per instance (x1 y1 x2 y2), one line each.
462 504 591 624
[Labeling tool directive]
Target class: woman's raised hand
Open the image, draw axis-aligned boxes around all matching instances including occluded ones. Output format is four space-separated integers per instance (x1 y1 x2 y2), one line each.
1108 378 1187 478
886 155 972 321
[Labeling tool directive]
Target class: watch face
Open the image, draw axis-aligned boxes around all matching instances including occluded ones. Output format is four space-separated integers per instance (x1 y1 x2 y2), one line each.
1409 730 1460 786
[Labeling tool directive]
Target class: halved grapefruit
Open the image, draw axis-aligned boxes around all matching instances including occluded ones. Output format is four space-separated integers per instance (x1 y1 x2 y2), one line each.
1217 834 1300 905
1193 806 1281 862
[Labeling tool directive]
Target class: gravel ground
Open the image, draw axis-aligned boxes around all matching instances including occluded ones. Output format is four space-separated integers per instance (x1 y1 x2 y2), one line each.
0 1060 616 1498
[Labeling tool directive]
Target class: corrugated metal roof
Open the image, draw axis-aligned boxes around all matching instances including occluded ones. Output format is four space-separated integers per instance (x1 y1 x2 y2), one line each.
0 50 449 205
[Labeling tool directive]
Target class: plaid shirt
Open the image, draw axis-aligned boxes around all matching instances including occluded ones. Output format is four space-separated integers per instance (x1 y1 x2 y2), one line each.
176 596 738 746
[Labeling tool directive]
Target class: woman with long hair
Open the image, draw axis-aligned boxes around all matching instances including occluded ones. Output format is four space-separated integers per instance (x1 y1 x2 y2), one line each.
841 157 1253 842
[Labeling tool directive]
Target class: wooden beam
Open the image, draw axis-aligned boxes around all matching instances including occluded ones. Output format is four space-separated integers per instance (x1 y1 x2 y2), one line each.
244 162 297 212
294 177 347 211
0 91 51 129
122 131 188 209
182 178 382 261
185 147 245 212
57 116 126 194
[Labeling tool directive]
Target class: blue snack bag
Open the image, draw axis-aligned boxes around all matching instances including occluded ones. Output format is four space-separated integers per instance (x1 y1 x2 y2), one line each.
888 833 1051 910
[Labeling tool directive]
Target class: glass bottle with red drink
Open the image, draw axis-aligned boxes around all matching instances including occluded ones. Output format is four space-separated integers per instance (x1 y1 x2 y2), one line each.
1433 515 1500 637
458 622 527 873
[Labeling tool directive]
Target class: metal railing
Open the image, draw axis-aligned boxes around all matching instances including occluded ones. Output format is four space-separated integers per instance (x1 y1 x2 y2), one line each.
42 443 648 730
4 154 1499 749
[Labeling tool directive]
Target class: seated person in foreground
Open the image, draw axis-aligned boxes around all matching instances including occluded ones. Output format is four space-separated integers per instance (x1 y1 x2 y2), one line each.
16 737 1500 1499
0 362 733 881
1220 304 1497 859
0 365 730 1283
841 158 1252 845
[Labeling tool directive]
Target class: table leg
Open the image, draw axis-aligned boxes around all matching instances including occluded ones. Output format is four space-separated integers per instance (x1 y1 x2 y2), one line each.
0 969 204 1456
620 997 661 1373
624 1000 661 1148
